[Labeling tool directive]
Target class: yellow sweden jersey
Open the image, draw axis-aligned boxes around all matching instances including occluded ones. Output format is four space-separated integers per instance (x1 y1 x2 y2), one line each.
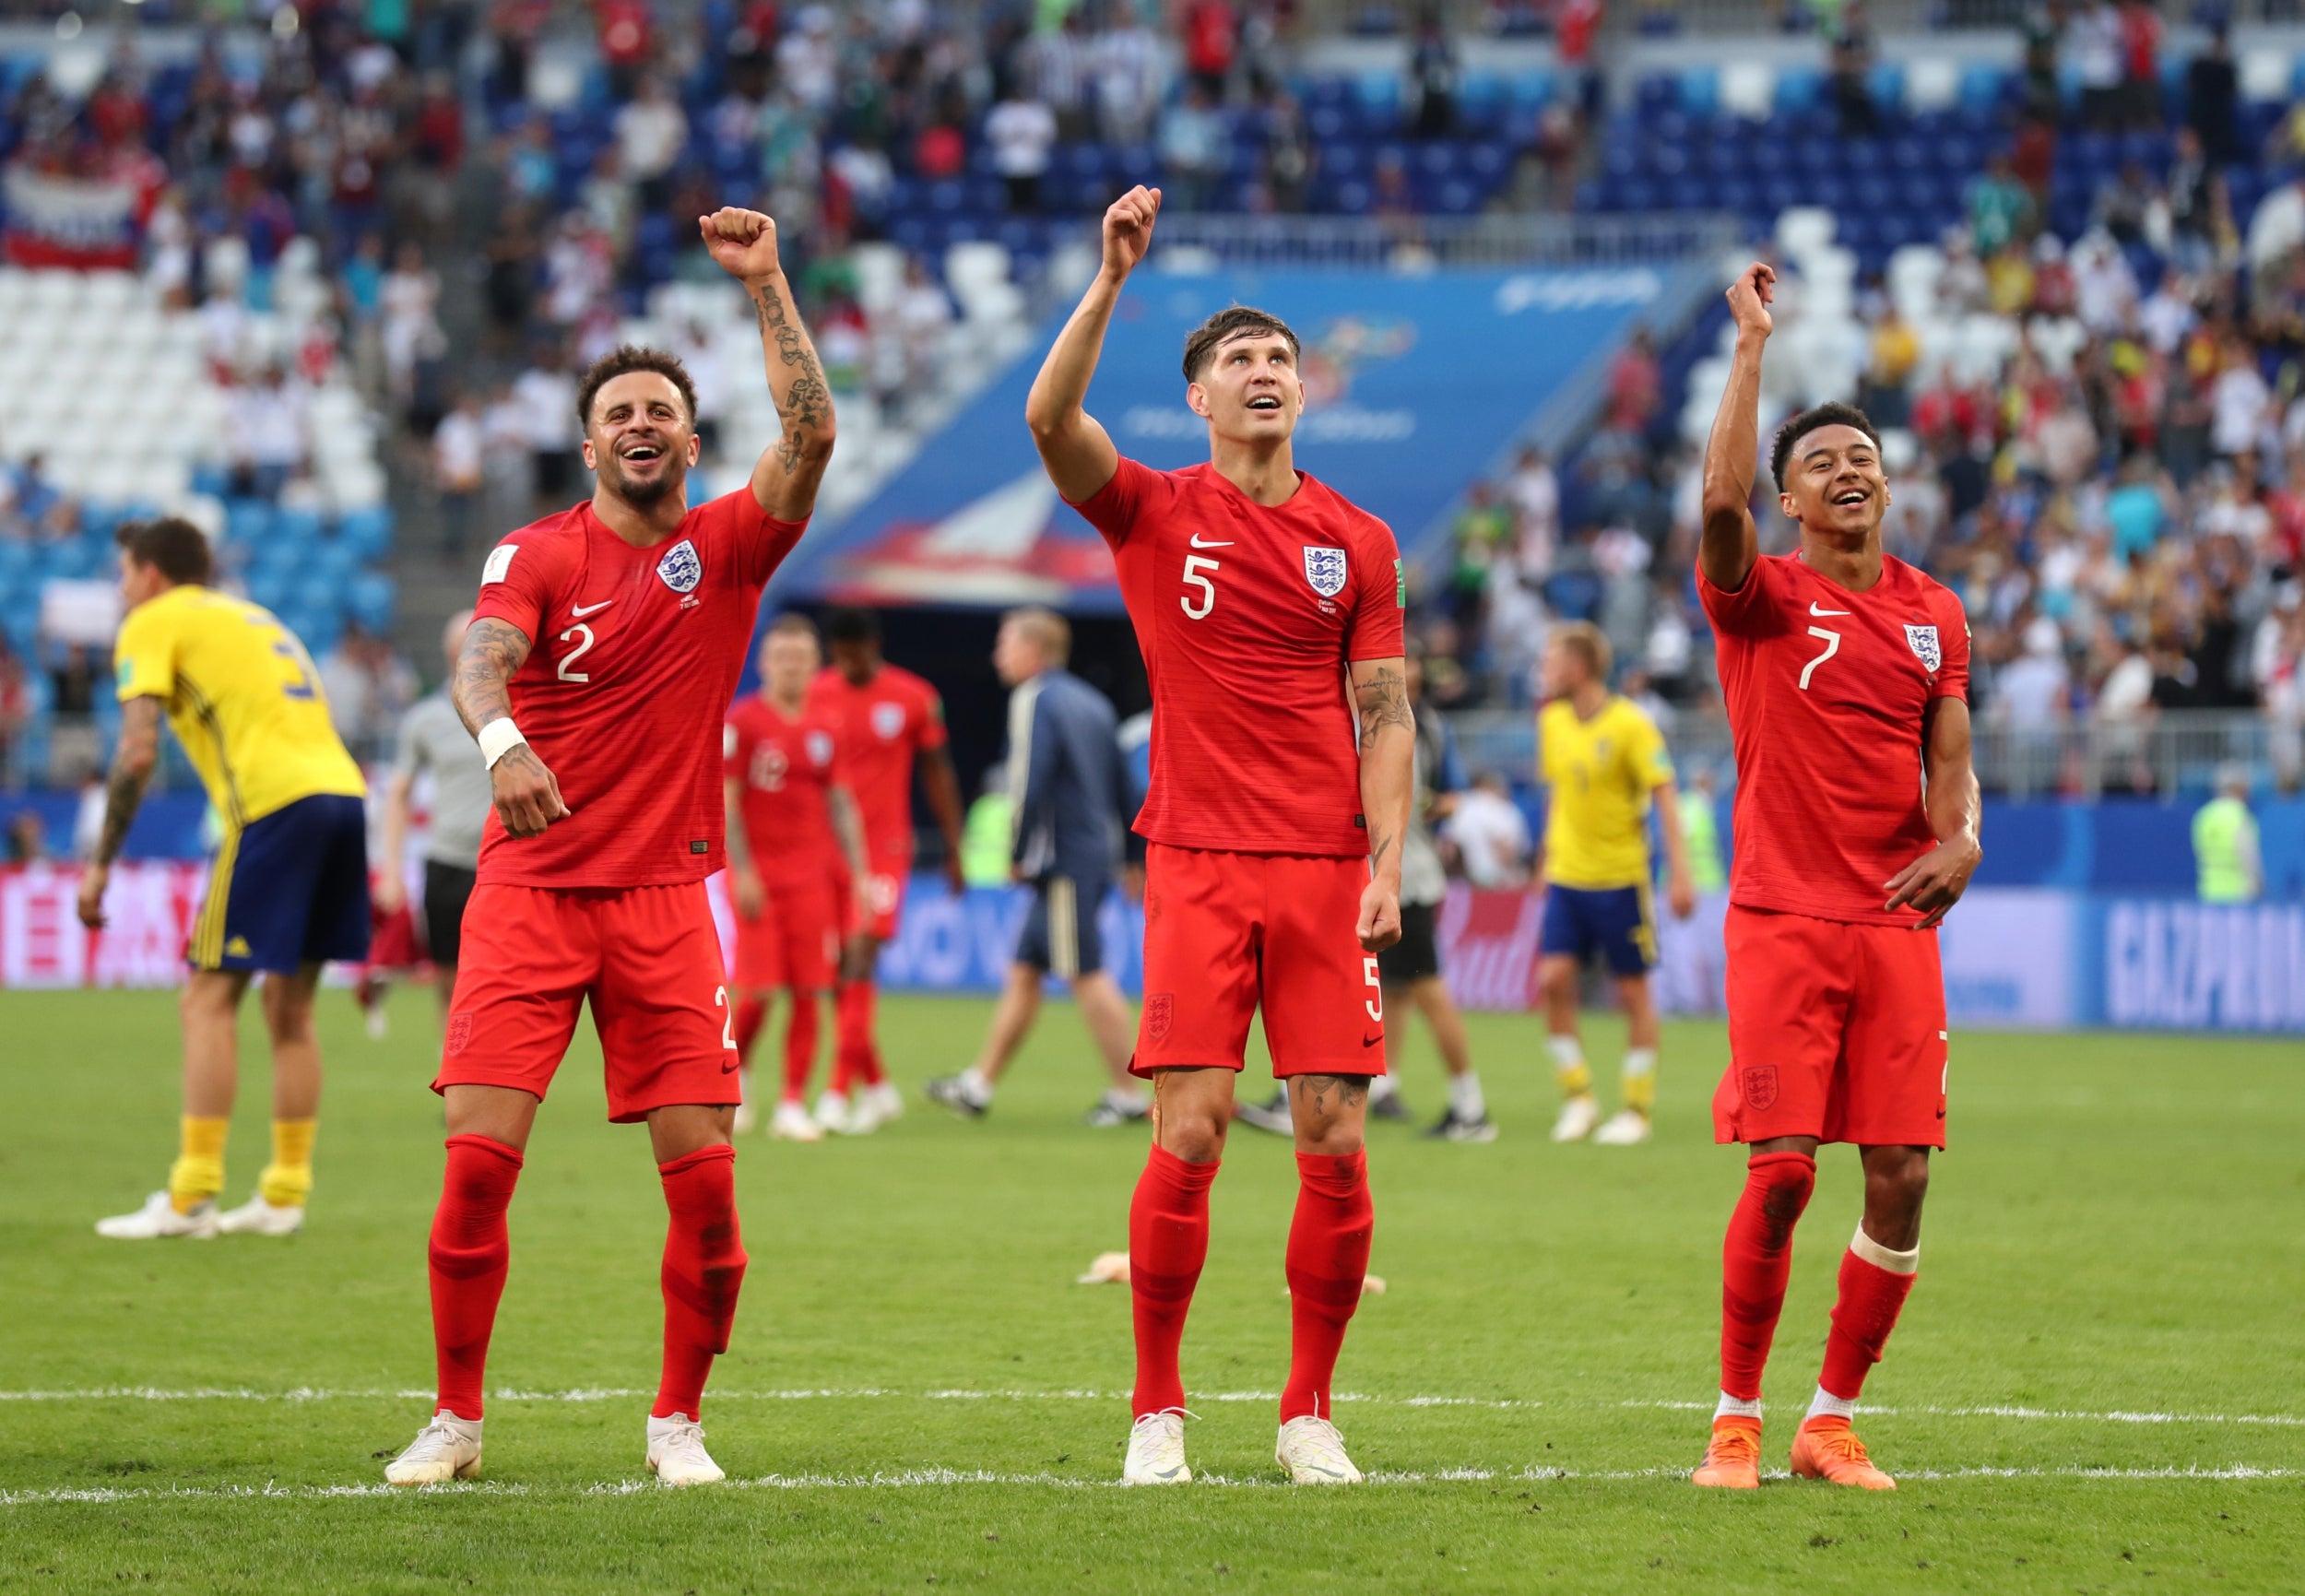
1537 695 1673 890
113 585 365 827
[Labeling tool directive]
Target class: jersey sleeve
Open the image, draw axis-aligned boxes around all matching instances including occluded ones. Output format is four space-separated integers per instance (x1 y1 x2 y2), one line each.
112 604 177 703
470 533 557 644
1696 551 1789 638
1627 709 1675 791
1068 455 1166 549
1930 589 1973 702
1344 516 1407 661
708 489 810 585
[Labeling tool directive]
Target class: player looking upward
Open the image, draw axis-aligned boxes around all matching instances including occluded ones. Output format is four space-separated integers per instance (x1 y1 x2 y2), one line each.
1533 621 1696 1147
1691 262 1980 1492
1027 184 1415 1487
384 207 834 1490
83 516 370 1241
724 613 870 1141
808 606 967 1134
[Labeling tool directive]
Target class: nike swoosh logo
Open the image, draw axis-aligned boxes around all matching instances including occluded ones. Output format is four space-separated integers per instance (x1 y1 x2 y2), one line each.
1150 1466 1183 1479
1361 1034 1382 1048
1305 1464 1348 1477
1188 535 1235 548
1809 602 1850 617
572 600 615 617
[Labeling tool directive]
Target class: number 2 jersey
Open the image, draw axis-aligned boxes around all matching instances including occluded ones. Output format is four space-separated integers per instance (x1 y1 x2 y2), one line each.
1697 550 1969 925
1070 457 1405 857
470 491 807 889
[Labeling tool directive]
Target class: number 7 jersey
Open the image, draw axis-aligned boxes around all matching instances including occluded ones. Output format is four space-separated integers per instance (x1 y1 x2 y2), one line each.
470 491 808 888
1698 550 1970 925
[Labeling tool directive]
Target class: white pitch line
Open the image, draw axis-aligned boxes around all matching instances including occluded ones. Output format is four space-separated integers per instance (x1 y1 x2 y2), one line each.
3 1463 2294 1508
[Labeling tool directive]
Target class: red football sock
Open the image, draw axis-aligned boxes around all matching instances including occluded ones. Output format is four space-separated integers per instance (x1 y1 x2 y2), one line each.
1281 1149 1374 1423
655 1144 749 1421
1129 1145 1219 1418
427 1134 524 1421
1817 1238 1919 1401
833 978 885 1093
1719 1150 1816 1402
732 994 767 1066
780 991 820 1104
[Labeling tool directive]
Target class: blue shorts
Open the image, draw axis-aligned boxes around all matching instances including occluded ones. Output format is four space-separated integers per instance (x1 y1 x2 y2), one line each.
1014 873 1105 978
1539 882 1657 977
189 793 372 974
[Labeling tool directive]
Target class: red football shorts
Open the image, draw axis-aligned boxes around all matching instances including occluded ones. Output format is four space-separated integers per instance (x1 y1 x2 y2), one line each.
1713 904 1948 1149
836 856 910 942
1132 845 1386 1080
435 881 739 1123
732 874 840 992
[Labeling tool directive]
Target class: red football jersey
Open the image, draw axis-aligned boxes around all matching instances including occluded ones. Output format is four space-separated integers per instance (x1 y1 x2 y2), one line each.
808 663 946 862
1073 458 1404 857
470 491 807 888
724 693 845 888
1699 551 1971 926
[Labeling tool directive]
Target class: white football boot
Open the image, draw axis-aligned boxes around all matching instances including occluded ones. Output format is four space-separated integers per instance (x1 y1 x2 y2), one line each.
646 1413 726 1486
810 1089 853 1136
1551 1094 1602 1143
1276 1415 1364 1484
841 1090 884 1136
96 1191 219 1240
860 1081 904 1128
770 1101 825 1142
1592 1109 1652 1146
1120 1411 1192 1485
216 1193 305 1235
384 1413 482 1485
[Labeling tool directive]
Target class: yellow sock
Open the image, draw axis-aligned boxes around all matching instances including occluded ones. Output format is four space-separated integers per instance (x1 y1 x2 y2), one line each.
169 1117 230 1214
1622 1047 1658 1116
257 1118 317 1209
1546 1034 1592 1098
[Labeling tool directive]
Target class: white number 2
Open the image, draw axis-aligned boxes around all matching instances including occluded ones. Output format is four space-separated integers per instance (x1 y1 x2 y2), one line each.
1798 624 1841 691
1181 554 1219 621
557 623 597 682
715 985 734 1050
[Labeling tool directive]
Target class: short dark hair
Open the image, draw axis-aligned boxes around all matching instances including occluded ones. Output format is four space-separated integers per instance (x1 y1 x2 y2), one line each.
1769 402 1882 495
573 345 698 430
767 611 820 642
115 517 213 586
822 607 881 645
1181 305 1302 382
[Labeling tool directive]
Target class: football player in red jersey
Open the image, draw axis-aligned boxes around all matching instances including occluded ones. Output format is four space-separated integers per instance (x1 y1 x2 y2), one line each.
384 207 835 1490
806 607 966 1134
1689 262 1982 1494
1027 185 1415 1487
724 613 870 1141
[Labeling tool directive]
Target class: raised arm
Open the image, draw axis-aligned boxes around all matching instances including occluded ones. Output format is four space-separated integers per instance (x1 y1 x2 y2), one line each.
1698 262 1778 595
700 207 837 523
452 616 569 839
1351 656 1416 952
75 695 164 929
1024 185 1159 502
1885 694 1983 929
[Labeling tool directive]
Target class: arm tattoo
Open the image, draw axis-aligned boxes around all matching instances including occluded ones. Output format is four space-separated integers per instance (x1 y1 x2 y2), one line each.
1366 826 1396 871
1355 666 1414 740
95 699 163 866
451 618 533 739
752 280 831 473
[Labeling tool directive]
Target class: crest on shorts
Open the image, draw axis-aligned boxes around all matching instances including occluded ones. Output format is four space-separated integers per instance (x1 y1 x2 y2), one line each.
1904 623 1941 672
1302 546 1348 598
446 1013 473 1057
1144 993 1175 1042
1740 1066 1779 1111
656 538 703 595
870 702 905 739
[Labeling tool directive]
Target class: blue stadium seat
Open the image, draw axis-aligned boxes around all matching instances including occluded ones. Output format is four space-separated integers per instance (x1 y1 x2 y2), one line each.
1458 71 1507 134
1511 69 1555 112
1775 67 1825 113
1678 68 1720 118
349 573 397 634
1867 62 1904 113
1636 73 1677 114
245 571 291 615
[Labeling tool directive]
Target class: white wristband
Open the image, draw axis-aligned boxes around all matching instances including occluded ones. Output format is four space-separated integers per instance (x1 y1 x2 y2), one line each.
477 718 527 770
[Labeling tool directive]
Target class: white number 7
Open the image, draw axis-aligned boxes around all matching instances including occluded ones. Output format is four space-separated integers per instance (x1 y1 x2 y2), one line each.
1799 625 1841 692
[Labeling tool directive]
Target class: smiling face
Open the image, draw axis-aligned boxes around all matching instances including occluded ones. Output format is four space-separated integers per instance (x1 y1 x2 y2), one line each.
582 371 699 509
1779 423 1890 538
1188 331 1304 446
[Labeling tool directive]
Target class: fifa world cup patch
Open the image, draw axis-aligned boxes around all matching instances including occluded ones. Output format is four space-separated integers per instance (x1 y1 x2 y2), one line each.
1144 993 1175 1042
1904 623 1942 672
656 538 703 595
1301 546 1349 598
1740 1065 1779 1111
480 543 518 585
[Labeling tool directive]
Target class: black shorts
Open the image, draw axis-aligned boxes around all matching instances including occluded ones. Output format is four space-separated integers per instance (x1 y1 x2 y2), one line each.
1015 873 1105 977
423 859 478 968
1377 899 1440 986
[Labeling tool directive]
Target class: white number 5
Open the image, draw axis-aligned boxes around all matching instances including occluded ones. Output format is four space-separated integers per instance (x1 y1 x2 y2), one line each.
1799 625 1840 691
1181 554 1219 621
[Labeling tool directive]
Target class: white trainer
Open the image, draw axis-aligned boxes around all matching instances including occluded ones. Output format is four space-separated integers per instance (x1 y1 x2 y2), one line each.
384 1412 482 1485
1121 1411 1192 1485
1275 1415 1364 1484
96 1191 219 1240
1592 1109 1652 1146
810 1090 852 1135
216 1194 305 1235
1551 1095 1602 1143
770 1102 824 1142
861 1081 904 1127
646 1413 726 1486
842 1092 885 1136
731 1101 758 1136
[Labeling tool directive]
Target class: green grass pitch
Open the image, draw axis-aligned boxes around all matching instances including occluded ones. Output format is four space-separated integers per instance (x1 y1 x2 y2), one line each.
1 987 2299 1593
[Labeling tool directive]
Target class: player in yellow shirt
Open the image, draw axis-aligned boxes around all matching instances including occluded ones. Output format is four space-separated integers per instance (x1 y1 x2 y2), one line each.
78 518 371 1239
1533 623 1696 1146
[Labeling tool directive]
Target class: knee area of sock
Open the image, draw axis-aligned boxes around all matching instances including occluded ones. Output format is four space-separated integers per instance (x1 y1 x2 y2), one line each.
1294 1148 1369 1200
1746 1152 1816 1216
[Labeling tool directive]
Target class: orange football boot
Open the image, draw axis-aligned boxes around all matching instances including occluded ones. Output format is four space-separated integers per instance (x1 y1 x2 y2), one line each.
1790 1415 1896 1489
1690 1415 1762 1489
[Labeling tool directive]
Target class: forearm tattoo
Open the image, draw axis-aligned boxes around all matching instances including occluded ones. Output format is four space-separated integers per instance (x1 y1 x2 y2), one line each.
752 280 831 473
451 617 533 739
96 703 161 866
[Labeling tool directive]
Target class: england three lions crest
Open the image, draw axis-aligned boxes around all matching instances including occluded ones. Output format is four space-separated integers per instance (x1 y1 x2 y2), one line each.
656 538 703 595
1904 623 1941 672
1302 545 1348 598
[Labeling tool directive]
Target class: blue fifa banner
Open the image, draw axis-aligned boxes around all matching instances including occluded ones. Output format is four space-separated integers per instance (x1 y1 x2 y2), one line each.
776 266 1666 609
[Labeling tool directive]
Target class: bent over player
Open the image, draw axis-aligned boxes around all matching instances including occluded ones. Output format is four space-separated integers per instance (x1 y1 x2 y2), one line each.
385 207 834 1489
1691 262 1980 1492
1027 184 1415 1486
